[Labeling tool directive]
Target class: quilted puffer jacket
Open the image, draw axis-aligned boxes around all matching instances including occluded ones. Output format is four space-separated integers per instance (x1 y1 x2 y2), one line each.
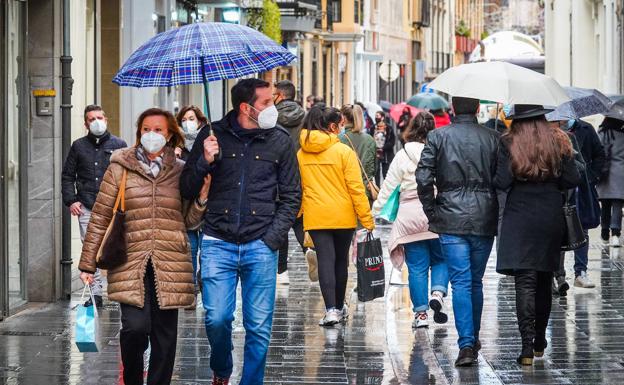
78 146 194 309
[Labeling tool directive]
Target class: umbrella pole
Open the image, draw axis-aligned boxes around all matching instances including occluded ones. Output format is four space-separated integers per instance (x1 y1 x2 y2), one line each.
494 104 500 132
203 81 211 121
200 56 214 136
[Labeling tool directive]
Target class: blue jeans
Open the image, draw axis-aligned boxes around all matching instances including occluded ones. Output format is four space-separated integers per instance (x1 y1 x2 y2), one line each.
187 230 201 284
439 234 494 349
404 239 448 312
201 238 277 384
573 229 589 277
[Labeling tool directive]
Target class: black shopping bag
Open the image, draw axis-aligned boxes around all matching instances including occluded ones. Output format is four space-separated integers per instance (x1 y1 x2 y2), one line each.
356 232 385 302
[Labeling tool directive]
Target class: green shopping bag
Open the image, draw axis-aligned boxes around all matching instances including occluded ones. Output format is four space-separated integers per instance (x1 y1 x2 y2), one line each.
75 285 99 352
379 186 400 222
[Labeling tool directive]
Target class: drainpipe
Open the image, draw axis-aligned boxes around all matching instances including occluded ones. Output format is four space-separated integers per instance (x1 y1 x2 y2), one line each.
60 0 74 300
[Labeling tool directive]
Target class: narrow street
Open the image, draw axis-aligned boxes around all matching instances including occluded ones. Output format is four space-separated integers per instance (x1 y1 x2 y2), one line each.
0 225 622 385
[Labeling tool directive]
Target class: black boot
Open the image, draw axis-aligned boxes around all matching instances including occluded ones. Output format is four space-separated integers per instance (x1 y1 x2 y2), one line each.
534 272 553 359
473 339 481 360
455 347 476 367
533 335 548 358
517 343 534 366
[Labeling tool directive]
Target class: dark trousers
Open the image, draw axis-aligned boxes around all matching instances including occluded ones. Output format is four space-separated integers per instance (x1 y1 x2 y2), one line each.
514 270 553 346
375 160 389 186
278 216 306 273
600 199 623 239
120 262 179 385
309 229 354 310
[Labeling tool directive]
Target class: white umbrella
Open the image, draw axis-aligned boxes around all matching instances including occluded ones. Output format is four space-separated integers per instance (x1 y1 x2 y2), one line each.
362 101 383 114
428 61 570 106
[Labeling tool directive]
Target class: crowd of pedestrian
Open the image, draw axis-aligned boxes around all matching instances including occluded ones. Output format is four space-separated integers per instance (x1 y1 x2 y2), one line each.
63 77 624 384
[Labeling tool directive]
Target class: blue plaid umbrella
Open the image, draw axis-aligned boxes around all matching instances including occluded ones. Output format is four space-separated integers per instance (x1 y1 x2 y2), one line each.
113 22 296 87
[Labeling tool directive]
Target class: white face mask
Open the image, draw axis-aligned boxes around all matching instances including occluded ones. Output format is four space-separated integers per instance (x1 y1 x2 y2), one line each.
89 119 107 136
250 105 279 129
182 120 199 135
140 131 167 154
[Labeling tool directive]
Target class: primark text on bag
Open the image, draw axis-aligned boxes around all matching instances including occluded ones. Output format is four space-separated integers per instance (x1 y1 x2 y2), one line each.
356 232 386 302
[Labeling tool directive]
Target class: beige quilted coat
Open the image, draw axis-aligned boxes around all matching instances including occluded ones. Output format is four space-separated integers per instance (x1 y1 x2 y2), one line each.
79 146 195 309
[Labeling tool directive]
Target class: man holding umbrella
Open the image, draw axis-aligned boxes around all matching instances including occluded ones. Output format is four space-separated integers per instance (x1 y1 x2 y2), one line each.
416 96 500 366
180 79 301 385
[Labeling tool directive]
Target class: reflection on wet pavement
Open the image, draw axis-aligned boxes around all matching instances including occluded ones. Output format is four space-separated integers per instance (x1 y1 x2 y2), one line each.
1 227 623 384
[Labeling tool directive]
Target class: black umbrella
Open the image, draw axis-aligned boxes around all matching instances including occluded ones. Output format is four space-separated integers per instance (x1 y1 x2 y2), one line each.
605 95 624 120
546 87 613 121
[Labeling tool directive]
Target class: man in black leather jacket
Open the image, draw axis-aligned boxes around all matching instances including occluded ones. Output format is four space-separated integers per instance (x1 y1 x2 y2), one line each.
61 105 127 307
416 96 499 367
180 79 301 385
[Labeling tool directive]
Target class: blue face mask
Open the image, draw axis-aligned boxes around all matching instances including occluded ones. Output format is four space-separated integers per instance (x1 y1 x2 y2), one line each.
567 119 575 129
503 104 512 116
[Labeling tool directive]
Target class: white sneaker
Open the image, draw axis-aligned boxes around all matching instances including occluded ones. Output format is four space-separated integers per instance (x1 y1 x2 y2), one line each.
602 238 610 248
319 308 341 326
412 312 429 328
611 235 621 248
277 271 289 285
305 249 319 282
429 291 448 324
341 303 349 321
574 271 596 288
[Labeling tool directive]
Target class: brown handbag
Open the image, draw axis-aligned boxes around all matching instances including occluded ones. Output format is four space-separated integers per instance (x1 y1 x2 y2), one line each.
343 133 380 200
96 169 128 270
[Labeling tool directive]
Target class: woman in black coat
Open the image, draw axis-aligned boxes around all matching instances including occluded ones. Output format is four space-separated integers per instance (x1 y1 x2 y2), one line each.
494 105 581 366
373 111 396 185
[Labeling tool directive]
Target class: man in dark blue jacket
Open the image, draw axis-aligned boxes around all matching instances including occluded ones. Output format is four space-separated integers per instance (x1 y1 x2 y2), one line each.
554 119 605 294
61 105 127 307
180 79 301 385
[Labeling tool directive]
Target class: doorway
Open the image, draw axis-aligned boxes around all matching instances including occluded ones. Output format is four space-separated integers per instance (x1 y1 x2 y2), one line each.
1 0 28 319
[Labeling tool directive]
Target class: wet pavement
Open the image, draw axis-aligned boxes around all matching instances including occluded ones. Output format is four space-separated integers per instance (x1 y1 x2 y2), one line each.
1 225 624 384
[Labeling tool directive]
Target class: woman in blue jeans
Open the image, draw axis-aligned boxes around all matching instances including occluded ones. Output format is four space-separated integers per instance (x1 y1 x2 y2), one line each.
373 112 449 328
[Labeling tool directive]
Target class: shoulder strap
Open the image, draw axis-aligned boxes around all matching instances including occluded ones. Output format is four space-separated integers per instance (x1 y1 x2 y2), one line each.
404 148 417 164
343 133 375 186
112 169 128 213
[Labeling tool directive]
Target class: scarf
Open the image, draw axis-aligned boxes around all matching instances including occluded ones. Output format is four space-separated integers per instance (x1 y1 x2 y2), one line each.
136 147 163 178
184 131 198 152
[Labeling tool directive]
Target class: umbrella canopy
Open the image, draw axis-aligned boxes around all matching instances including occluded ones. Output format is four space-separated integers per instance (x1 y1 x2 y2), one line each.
113 22 296 87
362 101 383 115
605 95 624 120
379 100 392 112
389 103 421 123
428 61 569 106
546 87 614 121
406 93 449 110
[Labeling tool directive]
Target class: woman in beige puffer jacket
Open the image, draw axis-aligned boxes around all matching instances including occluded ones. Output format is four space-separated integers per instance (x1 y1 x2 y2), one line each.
78 107 198 385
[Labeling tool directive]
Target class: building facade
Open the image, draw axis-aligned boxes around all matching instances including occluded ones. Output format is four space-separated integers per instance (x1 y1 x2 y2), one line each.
545 0 623 93
454 0 483 65
0 0 249 319
425 0 454 79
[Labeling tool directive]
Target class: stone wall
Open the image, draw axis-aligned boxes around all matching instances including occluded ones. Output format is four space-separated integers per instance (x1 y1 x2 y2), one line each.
27 0 61 302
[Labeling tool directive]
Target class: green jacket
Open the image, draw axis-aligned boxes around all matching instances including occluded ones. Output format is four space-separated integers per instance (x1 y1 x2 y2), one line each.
339 126 377 197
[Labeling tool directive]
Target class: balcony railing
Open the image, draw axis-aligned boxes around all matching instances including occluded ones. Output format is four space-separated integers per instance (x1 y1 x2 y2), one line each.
276 0 322 32
455 35 479 54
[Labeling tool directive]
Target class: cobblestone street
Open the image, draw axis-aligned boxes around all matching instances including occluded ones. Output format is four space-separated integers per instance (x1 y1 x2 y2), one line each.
1 226 623 385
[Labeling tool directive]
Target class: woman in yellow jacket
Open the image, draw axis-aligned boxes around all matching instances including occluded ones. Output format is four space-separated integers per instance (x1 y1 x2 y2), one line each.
298 105 375 326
